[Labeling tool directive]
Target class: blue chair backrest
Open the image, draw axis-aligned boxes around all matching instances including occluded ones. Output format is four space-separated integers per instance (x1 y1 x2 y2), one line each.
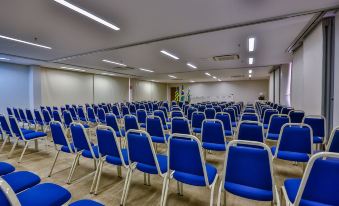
224 141 273 193
213 106 222 113
25 109 34 123
139 104 146 110
112 105 121 117
18 109 27 122
96 126 122 158
244 108 256 113
153 103 159 111
97 108 106 123
263 109 278 124
168 134 205 177
77 107 87 120
215 113 232 133
171 111 183 118
124 115 139 132
146 116 165 137
34 110 44 125
52 110 62 123
129 104 136 114
8 116 22 137
237 121 264 143
6 108 13 116
93 104 99 115
87 107 96 120
278 124 312 154
204 108 216 119
171 117 190 135
281 107 293 115
303 116 325 139
102 105 109 113
69 107 78 121
267 114 290 135
202 120 225 144
46 106 53 117
50 121 70 149
121 106 130 116
241 113 258 122
0 114 12 136
187 107 197 121
289 110 305 123
224 108 236 123
42 109 52 124
63 110 73 128
159 107 169 119
13 108 21 121
191 112 205 129
154 110 167 126
136 109 147 124
70 123 91 151
328 127 339 152
198 105 206 112
106 114 120 132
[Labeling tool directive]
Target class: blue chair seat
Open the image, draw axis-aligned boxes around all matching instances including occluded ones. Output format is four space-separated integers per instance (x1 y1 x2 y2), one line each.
193 128 201 134
17 183 71 206
151 134 170 144
225 182 273 201
163 124 171 130
106 148 129 166
115 129 126 138
271 147 309 162
22 132 47 140
267 133 279 141
83 124 90 128
69 199 104 206
313 136 323 144
116 115 123 119
82 145 100 159
202 142 226 151
232 122 237 128
173 163 217 187
0 162 15 176
263 124 269 129
88 118 97 123
21 129 35 134
136 154 167 174
140 123 146 128
79 117 87 122
2 171 41 193
284 178 300 204
61 143 76 153
224 130 233 136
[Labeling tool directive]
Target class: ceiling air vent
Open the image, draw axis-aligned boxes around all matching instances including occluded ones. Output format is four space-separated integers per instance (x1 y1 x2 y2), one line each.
212 54 239 61
113 66 134 71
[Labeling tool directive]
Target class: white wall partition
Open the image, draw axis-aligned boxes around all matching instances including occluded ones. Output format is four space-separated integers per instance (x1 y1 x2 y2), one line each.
269 73 274 102
94 75 129 103
333 13 339 127
131 79 167 101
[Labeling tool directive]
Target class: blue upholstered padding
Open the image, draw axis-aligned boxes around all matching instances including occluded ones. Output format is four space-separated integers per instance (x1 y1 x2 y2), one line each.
329 130 339 153
69 199 104 206
0 162 15 176
129 104 137 115
0 115 13 136
304 118 325 144
77 107 87 122
69 107 79 121
285 158 339 205
238 123 264 143
147 117 168 143
154 110 168 127
278 125 312 154
23 131 47 140
198 105 206 112
191 113 205 129
204 108 216 119
112 105 122 118
224 146 273 201
52 110 62 123
121 106 130 116
202 121 226 151
13 108 21 121
87 107 97 123
61 143 75 153
6 108 13 116
25 109 35 124
263 110 278 125
172 111 183 118
271 147 309 162
63 111 73 128
124 116 139 132
170 137 217 186
2 171 41 193
70 124 91 151
50 122 69 148
266 116 289 140
172 118 190 135
106 149 129 166
97 108 106 123
193 128 202 133
17 183 72 206
34 109 44 125
106 114 120 132
289 111 305 123
241 113 258 122
187 107 197 121
42 109 52 124
8 116 21 136
136 110 147 124
223 108 236 124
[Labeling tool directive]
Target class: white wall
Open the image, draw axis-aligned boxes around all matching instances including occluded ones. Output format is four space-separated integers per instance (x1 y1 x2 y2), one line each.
280 64 291 106
94 75 129 103
333 13 339 126
131 79 167 101
0 62 30 113
269 73 274 102
291 46 304 110
274 69 280 103
168 80 269 103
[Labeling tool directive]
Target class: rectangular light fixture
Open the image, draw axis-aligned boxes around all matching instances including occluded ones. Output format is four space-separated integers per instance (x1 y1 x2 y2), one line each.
61 66 86 72
187 63 197 69
249 37 255 52
160 50 179 60
0 34 52 49
218 79 221 82
212 76 217 79
54 0 120 31
0 57 10 61
139 68 154 73
249 74 252 78
205 72 211 76
190 80 195 83
101 72 115 76
168 75 177 78
249 69 252 74
248 57 254 65
102 59 127 67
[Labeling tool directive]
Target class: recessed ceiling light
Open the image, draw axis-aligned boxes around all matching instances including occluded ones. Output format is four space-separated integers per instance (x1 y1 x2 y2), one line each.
248 57 254 65
160 50 179 60
249 37 255 52
212 76 217 79
0 57 10 61
102 59 127 67
205 72 211 76
61 66 85 72
139 68 154 73
190 80 195 83
0 34 52 49
101 72 115 76
249 69 252 74
54 0 120 31
218 79 221 81
249 74 252 78
168 75 177 78
187 63 197 69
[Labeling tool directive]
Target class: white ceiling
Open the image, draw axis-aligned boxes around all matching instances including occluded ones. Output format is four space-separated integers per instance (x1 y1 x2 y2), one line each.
0 0 338 82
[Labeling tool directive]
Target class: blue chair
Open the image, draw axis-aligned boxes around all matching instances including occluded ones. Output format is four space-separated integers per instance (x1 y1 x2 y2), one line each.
326 126 339 152
162 102 169 112
25 109 36 129
121 130 168 205
171 111 184 118
124 115 140 133
106 113 125 138
282 152 339 206
243 108 256 113
18 108 28 128
237 121 264 144
205 108 216 119
217 140 279 206
224 108 237 128
187 107 197 121
77 107 88 122
121 106 130 117
6 107 13 116
97 108 106 124
266 114 290 141
154 110 171 130
69 107 79 121
146 115 169 144
272 123 313 164
198 105 206 112
46 106 53 118
34 109 45 131
112 105 122 119
191 111 205 134
201 119 227 154
161 134 218 206
215 112 233 137
13 108 21 122
48 121 74 177
52 110 63 123
289 110 305 123
42 109 52 132
87 107 97 124
281 107 293 115
213 106 222 113
129 104 137 115
262 109 279 129
91 126 129 194
171 117 191 135
136 109 147 128
69 199 104 206
159 107 170 123
241 113 259 122
7 116 47 162
0 162 15 175
303 115 326 146
68 123 99 184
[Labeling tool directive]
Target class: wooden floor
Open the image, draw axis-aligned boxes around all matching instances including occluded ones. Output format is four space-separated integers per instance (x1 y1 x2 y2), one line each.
0 130 302 206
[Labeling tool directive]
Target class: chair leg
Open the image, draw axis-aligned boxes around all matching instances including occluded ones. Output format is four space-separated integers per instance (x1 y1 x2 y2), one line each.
0 135 9 152
117 166 122 178
90 159 101 194
144 173 147 185
177 181 180 195
147 173 151 186
216 181 224 206
8 138 19 159
160 175 170 206
67 153 81 184
180 182 184 196
48 150 60 177
209 182 216 206
94 160 104 195
18 141 29 163
121 168 133 206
